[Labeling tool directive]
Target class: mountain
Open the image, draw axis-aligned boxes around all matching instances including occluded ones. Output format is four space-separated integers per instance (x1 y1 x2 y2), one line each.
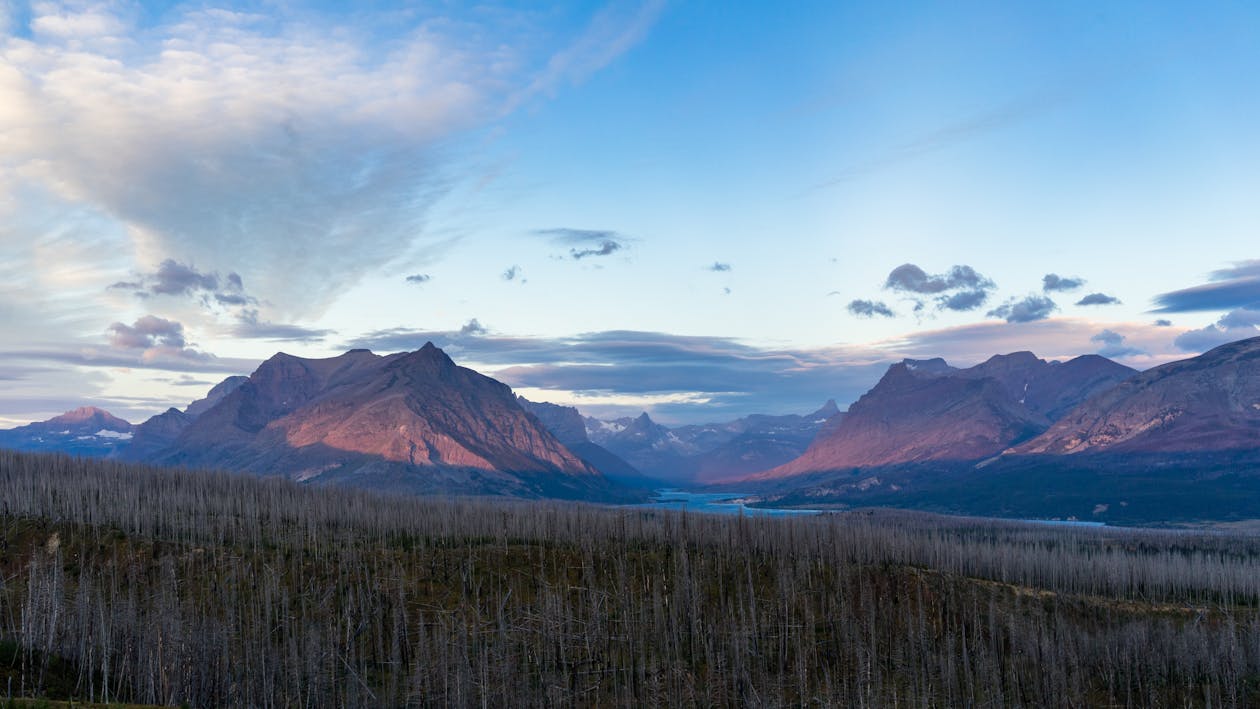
758 353 1136 479
184 375 249 418
0 406 133 456
124 375 250 459
584 401 841 483
145 344 622 500
516 397 651 486
1016 336 1260 456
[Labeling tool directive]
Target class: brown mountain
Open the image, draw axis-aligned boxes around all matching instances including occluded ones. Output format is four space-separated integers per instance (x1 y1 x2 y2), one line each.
755 352 1135 479
1017 336 1260 456
147 344 619 500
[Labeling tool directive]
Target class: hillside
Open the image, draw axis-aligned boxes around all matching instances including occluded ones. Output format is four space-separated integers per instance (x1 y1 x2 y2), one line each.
1 450 1258 707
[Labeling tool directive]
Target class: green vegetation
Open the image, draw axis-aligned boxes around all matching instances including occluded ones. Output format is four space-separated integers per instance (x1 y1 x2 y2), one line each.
1 450 1259 706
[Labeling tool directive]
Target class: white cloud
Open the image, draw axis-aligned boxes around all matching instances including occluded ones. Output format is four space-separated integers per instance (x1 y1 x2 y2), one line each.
0 2 662 320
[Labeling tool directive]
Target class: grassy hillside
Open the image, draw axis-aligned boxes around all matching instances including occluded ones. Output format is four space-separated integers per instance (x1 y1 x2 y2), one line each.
1 450 1259 706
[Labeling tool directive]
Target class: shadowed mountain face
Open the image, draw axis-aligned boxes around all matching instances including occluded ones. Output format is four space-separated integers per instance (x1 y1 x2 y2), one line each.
1018 336 1260 455
0 406 133 456
584 401 841 484
516 397 651 487
758 352 1136 479
123 375 250 459
147 344 617 500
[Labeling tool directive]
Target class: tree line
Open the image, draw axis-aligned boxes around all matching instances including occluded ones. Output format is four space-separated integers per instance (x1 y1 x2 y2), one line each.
1 449 1258 706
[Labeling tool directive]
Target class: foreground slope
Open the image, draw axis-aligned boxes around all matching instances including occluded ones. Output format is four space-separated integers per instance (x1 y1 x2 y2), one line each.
3 450 1259 707
759 352 1135 478
148 343 620 499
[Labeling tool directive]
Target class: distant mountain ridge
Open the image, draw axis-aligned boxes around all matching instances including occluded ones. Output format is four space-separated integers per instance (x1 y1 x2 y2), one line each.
757 352 1136 479
0 406 134 457
584 401 841 483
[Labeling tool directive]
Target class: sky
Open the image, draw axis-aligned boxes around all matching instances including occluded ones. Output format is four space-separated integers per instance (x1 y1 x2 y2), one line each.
3 0 1260 426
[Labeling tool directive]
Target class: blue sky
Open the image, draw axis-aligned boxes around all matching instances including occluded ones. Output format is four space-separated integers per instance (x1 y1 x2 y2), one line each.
3 0 1260 425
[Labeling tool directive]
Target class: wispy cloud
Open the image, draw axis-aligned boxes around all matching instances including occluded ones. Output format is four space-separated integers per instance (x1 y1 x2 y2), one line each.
532 227 631 260
0 3 662 321
110 259 256 307
343 325 888 422
1153 260 1260 313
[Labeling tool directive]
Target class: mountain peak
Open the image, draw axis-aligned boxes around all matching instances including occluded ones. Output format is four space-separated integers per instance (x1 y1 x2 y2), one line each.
809 399 841 419
48 406 130 429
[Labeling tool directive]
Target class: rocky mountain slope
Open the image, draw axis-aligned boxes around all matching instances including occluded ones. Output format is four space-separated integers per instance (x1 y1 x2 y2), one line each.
1016 336 1260 455
145 344 621 500
758 352 1135 478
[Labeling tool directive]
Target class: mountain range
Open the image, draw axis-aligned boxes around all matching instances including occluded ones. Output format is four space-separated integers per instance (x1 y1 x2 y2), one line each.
584 401 841 484
5 336 1260 520
758 352 1135 478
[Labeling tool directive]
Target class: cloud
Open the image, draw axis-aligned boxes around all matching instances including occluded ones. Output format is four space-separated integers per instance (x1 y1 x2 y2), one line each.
533 228 622 244
986 294 1056 323
502 265 521 281
514 0 666 103
229 310 333 342
847 299 895 318
533 228 630 260
937 289 989 312
810 86 1077 189
459 318 486 336
111 259 256 307
570 240 623 260
1042 274 1085 292
101 315 229 367
1075 292 1121 306
884 263 993 294
1090 329 1145 358
1 3 661 321
1174 308 1260 352
108 316 187 350
709 262 732 272
342 326 888 423
875 263 996 314
405 274 432 284
1153 260 1260 313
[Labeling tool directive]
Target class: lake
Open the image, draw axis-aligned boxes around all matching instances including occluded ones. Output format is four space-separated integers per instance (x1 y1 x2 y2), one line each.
636 489 823 517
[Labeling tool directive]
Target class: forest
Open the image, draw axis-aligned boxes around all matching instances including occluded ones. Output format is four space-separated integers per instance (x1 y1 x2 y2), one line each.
2 449 1259 707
